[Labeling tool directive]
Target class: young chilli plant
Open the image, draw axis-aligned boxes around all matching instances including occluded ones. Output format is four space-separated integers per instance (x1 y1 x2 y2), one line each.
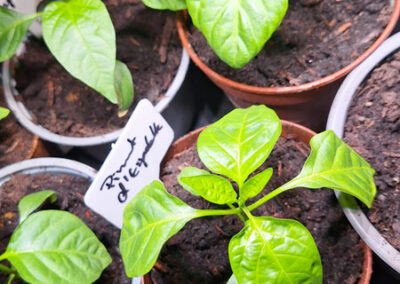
0 190 111 284
0 0 134 112
119 105 376 283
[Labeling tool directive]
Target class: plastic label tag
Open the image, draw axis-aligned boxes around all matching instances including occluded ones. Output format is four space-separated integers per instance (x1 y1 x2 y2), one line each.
85 99 174 228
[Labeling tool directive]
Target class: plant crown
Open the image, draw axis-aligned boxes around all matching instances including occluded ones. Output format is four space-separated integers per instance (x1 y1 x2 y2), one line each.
119 105 376 284
0 0 134 112
142 0 288 68
0 190 111 284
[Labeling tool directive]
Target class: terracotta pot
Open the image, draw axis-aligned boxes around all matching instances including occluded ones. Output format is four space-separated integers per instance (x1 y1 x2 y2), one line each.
142 120 373 284
176 1 400 131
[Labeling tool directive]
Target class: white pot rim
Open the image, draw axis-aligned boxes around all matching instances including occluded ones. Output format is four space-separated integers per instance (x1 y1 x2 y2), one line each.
327 32 400 274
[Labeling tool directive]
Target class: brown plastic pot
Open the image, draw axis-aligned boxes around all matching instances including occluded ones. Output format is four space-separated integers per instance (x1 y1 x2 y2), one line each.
176 1 400 131
142 120 373 284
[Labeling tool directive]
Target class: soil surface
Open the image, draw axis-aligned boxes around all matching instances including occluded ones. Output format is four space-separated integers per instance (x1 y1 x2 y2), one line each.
0 173 130 284
344 51 400 250
188 0 392 87
0 87 36 167
14 1 182 137
153 137 364 283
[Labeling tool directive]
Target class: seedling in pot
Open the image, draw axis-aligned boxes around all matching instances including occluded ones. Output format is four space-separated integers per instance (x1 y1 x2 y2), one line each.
119 105 376 283
0 107 9 120
141 0 288 68
0 0 134 112
0 190 111 284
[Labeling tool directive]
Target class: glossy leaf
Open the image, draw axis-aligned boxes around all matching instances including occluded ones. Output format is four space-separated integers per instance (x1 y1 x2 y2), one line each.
114 60 134 112
240 168 272 203
120 180 199 277
280 130 376 207
186 0 288 68
227 275 239 284
142 0 186 10
18 190 57 223
0 8 40 62
198 105 281 188
177 167 208 196
229 216 322 284
178 167 237 205
42 0 117 103
0 107 10 120
2 210 111 284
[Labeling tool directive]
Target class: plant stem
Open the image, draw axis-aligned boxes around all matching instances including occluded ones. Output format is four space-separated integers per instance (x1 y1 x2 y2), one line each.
228 203 246 222
7 273 15 284
196 208 240 218
247 186 287 212
0 264 15 275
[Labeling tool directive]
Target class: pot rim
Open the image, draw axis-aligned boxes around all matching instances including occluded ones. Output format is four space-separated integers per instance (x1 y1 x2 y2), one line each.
176 0 400 96
144 119 372 284
327 32 400 273
2 44 190 147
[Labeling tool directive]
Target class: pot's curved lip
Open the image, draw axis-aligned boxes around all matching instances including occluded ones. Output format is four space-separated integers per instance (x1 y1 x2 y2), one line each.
177 0 400 95
2 47 190 147
327 32 400 273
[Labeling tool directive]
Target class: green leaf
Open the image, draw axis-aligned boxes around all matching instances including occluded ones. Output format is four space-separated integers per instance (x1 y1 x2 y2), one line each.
42 0 117 103
280 130 376 208
227 274 239 284
229 216 322 284
114 60 134 112
0 107 10 120
197 105 281 188
177 167 208 196
18 190 57 223
0 8 41 62
1 210 111 284
120 180 199 277
178 167 237 205
186 0 288 68
142 0 187 10
240 168 272 203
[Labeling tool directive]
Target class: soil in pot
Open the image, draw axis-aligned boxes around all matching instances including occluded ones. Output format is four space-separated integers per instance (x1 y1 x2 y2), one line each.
187 0 392 87
152 137 364 283
344 51 400 250
0 173 130 283
0 87 38 167
13 1 182 137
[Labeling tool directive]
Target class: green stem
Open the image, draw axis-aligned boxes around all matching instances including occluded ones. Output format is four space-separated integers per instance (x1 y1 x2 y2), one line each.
7 273 15 284
228 203 246 222
241 206 254 220
196 208 241 218
248 186 287 212
0 264 15 275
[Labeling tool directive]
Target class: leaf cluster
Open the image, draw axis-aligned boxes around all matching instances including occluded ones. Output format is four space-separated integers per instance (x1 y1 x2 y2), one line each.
119 105 376 283
0 0 134 112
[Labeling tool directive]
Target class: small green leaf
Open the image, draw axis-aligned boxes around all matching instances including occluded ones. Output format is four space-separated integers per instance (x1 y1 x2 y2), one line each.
240 168 272 203
2 210 111 284
18 190 57 223
0 107 10 120
114 60 134 112
120 180 199 277
179 167 237 205
177 167 208 196
186 0 288 68
42 0 117 103
197 105 281 188
0 8 41 62
280 130 376 208
229 216 322 284
142 0 187 10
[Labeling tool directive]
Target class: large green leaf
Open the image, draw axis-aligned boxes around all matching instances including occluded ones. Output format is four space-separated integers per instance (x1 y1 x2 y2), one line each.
114 60 134 112
42 0 117 103
0 107 10 120
186 0 288 68
178 167 237 205
197 105 281 188
229 216 322 284
1 210 111 284
280 130 376 208
240 168 272 203
18 190 57 223
120 180 199 277
0 7 41 62
142 0 187 10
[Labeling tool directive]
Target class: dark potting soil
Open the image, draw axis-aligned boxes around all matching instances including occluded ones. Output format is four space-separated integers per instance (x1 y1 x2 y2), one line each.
188 0 392 87
154 137 364 284
344 51 400 250
0 173 130 284
0 87 36 167
14 1 181 137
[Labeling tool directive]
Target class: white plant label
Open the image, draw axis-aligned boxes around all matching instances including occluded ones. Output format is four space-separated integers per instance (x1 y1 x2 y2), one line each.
85 99 174 228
